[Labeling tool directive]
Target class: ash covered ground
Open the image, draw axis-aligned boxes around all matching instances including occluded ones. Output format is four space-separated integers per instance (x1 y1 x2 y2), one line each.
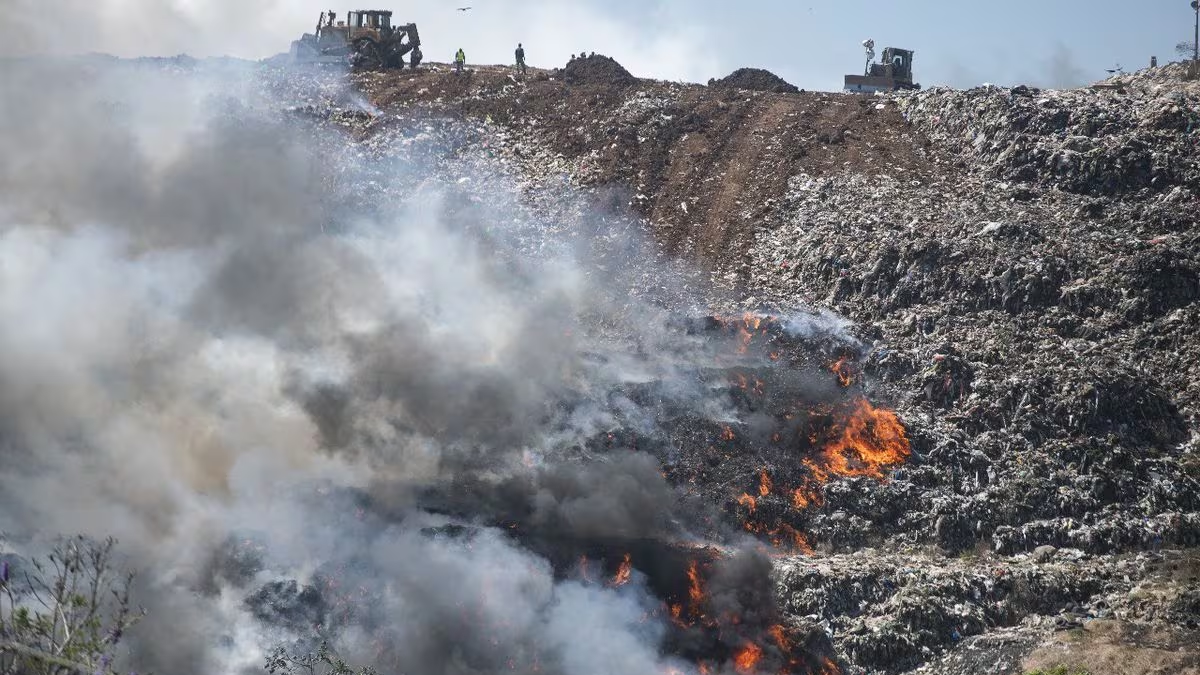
1 53 1199 675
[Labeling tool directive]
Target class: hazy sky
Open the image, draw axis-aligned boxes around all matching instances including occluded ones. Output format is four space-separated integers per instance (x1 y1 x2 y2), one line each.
2 0 1196 90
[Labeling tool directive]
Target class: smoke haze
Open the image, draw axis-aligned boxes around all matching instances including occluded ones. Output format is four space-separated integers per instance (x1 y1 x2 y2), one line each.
0 0 718 83
0 49 853 673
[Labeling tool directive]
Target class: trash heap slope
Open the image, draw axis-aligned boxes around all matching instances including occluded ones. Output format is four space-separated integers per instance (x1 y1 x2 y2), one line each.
899 82 1200 195
339 61 1200 675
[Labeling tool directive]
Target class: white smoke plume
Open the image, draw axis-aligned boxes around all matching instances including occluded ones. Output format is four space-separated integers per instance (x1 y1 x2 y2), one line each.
0 51 847 674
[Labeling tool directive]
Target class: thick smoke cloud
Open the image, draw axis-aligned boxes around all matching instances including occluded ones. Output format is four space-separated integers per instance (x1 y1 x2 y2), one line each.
0 56 785 674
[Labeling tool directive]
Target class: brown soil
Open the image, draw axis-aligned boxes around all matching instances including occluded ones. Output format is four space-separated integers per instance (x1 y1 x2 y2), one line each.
358 64 944 278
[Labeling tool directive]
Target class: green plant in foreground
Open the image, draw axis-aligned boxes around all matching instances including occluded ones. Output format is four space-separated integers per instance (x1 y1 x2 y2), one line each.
0 536 144 675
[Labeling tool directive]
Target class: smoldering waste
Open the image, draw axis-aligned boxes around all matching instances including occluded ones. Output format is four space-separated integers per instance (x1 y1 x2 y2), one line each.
0 58 907 675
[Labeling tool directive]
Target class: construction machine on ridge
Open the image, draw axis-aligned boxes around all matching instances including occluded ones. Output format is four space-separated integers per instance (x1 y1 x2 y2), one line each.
290 9 422 69
844 39 921 93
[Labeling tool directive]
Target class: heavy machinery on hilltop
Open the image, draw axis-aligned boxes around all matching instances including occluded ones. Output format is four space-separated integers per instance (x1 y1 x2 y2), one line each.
844 39 921 93
290 10 422 69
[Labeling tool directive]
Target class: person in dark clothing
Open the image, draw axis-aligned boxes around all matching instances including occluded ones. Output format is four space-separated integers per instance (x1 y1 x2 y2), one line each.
515 43 527 75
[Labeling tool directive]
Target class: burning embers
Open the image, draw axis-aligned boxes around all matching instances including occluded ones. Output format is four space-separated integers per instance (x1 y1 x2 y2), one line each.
557 549 841 674
612 311 905 673
725 392 910 553
655 553 840 675
264 311 901 675
689 313 911 555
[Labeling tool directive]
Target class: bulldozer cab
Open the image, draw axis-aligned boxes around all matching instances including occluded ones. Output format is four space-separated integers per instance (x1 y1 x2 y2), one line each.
292 8 421 69
347 10 391 31
878 48 913 81
845 42 919 93
343 10 392 40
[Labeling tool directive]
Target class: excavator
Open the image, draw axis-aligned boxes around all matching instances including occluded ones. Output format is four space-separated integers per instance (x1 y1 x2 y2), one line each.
290 10 422 69
844 39 921 93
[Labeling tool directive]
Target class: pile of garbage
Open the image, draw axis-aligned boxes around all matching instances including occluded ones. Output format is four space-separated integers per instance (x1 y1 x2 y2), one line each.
709 67 800 94
749 162 1200 551
776 548 1198 674
1105 60 1200 91
897 81 1200 196
560 53 636 86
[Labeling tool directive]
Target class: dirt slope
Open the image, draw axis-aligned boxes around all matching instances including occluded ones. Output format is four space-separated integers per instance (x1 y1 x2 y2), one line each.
356 63 936 271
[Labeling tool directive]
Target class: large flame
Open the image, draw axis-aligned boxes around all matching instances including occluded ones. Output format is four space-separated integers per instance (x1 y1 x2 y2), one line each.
815 399 910 480
733 642 763 673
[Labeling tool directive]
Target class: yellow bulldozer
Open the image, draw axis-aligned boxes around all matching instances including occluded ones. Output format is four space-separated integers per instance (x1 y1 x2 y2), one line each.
289 10 422 69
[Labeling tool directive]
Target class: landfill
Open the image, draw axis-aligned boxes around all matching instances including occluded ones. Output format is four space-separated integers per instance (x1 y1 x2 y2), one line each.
344 56 1200 674
2 51 1199 675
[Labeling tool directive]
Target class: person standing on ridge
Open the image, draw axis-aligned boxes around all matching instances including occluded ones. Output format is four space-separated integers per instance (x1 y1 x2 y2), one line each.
515 43 526 75
455 47 466 74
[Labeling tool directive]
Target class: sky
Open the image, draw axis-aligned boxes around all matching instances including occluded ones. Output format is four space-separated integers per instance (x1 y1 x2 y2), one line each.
0 0 1196 90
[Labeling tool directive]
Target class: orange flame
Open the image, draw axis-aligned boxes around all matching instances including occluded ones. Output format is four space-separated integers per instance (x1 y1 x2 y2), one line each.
733 642 763 673
830 357 854 387
669 602 687 628
791 479 825 510
773 524 813 555
818 399 910 480
768 625 790 651
734 312 767 355
611 553 632 587
722 426 736 441
738 492 758 514
758 469 773 497
686 561 705 610
791 487 812 509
